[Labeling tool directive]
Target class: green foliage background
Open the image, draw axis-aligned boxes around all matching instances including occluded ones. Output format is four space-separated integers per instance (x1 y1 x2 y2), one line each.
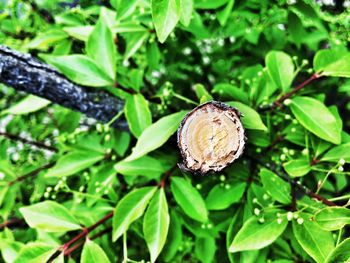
0 0 350 262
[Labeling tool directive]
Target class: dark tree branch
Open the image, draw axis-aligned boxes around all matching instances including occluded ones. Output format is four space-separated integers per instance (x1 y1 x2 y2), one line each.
0 131 58 152
8 162 55 186
0 46 127 129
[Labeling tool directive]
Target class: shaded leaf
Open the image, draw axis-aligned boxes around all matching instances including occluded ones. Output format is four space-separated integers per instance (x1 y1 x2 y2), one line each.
321 142 350 163
283 158 311 178
326 237 350 263
205 182 245 210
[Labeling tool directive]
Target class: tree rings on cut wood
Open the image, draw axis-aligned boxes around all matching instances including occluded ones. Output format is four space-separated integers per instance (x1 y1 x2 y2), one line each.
177 101 245 174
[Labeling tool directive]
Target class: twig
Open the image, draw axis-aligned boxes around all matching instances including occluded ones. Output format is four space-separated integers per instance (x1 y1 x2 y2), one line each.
24 0 54 23
8 162 55 186
260 73 320 111
266 135 284 152
0 131 58 152
0 218 26 229
62 212 113 252
159 165 178 188
291 180 297 211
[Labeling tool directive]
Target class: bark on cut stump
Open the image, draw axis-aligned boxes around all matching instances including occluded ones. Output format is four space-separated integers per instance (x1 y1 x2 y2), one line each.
178 101 245 175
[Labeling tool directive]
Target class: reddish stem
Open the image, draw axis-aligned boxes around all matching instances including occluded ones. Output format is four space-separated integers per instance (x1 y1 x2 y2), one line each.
159 165 177 188
62 212 113 251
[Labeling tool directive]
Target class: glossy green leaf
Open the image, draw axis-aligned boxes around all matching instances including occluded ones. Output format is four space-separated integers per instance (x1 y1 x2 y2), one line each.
112 186 157 241
143 189 170 263
125 94 152 138
125 111 188 161
315 207 350 231
81 239 110 263
87 9 117 80
326 237 350 263
124 32 149 59
14 243 56 263
227 101 267 131
116 0 139 21
114 155 168 179
170 177 208 222
194 0 228 9
19 201 81 232
314 49 350 78
2 95 50 115
229 212 288 253
195 237 216 263
151 0 180 43
217 0 234 26
266 51 294 91
293 213 334 263
205 182 245 210
179 0 193 26
321 142 350 163
162 211 183 262
45 150 104 178
260 168 291 204
283 158 311 177
290 96 341 144
41 55 113 87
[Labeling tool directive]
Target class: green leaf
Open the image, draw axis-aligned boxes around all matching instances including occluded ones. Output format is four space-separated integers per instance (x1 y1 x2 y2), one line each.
293 213 334 263
81 239 110 263
45 150 104 178
314 49 350 78
125 94 152 138
217 0 234 26
64 26 93 41
321 142 350 163
125 111 188 161
326 237 350 263
151 0 180 43
19 201 81 232
112 186 157 241
205 182 246 210
170 177 208 222
143 188 170 263
195 237 216 263
194 0 228 9
41 55 113 87
283 158 311 177
289 96 341 144
1 95 50 115
124 32 149 60
265 51 294 91
179 0 193 26
87 9 117 80
116 0 139 20
260 168 291 204
14 243 56 263
114 155 168 179
162 211 183 262
227 101 267 131
229 212 288 253
314 207 350 231
26 29 68 50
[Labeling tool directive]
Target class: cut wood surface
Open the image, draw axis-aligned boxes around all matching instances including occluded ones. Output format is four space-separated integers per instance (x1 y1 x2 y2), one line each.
178 101 245 174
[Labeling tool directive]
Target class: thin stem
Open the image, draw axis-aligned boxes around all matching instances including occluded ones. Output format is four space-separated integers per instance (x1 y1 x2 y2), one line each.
329 194 350 202
62 211 113 251
173 92 198 106
0 131 58 152
107 109 124 127
336 228 343 246
8 162 55 186
159 165 177 188
261 73 320 111
123 233 128 263
315 165 337 194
